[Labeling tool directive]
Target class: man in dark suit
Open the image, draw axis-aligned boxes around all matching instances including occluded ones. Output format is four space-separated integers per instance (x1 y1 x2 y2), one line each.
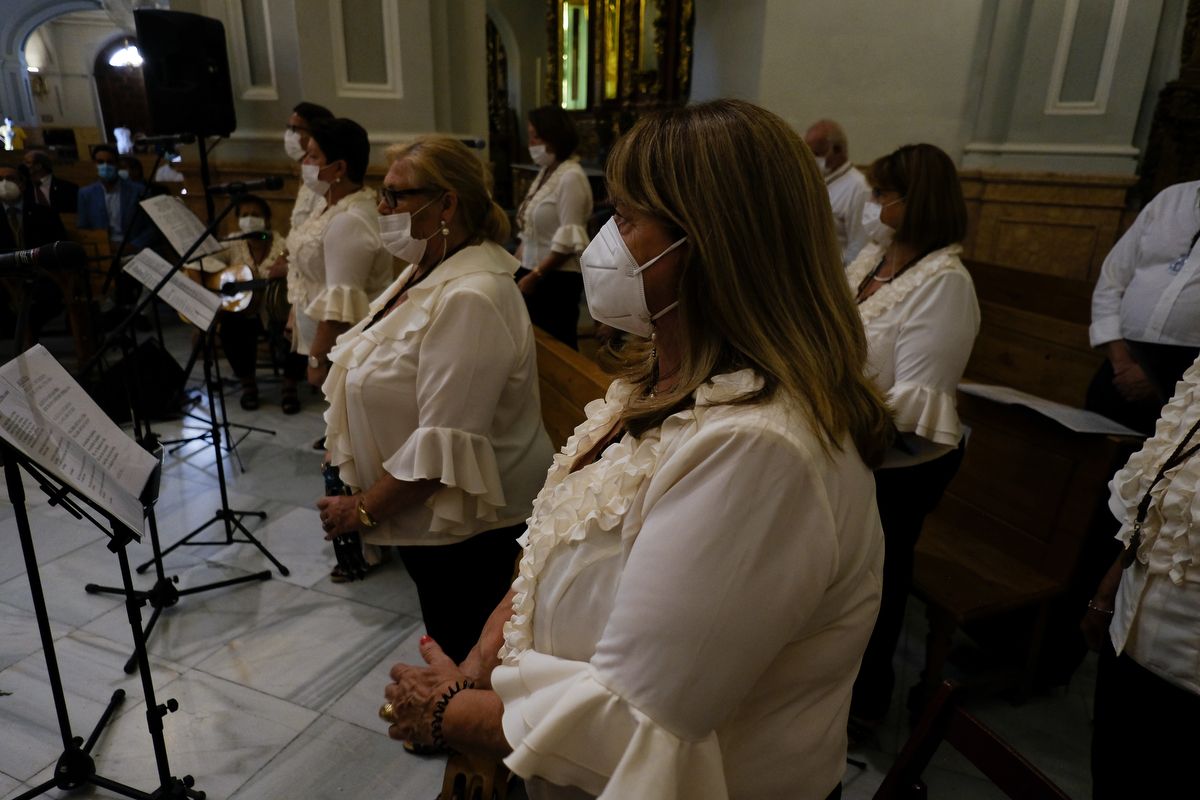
23 149 79 216
76 144 155 251
0 164 67 340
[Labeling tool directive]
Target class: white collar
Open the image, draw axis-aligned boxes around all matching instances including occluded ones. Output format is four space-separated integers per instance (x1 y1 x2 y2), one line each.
824 161 854 185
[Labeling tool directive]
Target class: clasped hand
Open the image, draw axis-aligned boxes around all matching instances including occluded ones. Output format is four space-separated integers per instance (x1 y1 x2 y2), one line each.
384 636 468 745
316 494 358 538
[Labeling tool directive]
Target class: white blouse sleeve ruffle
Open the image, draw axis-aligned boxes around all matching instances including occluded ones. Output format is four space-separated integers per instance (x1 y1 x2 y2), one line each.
493 650 729 800
1108 358 1200 584
888 380 963 446
381 425 507 532
304 283 373 324
549 224 590 255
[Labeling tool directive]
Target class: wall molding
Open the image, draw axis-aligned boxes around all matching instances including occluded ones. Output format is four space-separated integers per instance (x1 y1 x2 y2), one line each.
965 140 1139 157
1044 0 1129 116
329 0 403 100
224 0 278 101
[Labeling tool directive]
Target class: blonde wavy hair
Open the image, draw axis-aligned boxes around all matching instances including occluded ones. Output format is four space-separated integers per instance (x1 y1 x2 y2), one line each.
609 99 892 466
385 136 510 244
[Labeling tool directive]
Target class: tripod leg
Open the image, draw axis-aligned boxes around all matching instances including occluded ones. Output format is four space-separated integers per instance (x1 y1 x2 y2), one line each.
137 513 223 571
123 604 164 675
174 570 271 597
82 689 126 754
231 515 290 576
12 777 61 800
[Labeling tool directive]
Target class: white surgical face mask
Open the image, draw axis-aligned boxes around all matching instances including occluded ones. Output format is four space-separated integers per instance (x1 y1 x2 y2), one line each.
580 217 687 338
861 197 902 244
238 215 266 234
284 129 306 162
378 196 442 264
814 155 827 175
0 180 20 203
301 163 330 196
529 144 553 167
117 169 131 181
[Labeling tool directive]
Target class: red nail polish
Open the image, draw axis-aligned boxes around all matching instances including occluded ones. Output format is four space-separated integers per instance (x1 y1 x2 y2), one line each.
420 635 432 645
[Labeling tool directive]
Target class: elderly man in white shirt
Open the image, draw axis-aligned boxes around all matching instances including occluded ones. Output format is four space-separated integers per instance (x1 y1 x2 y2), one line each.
1087 180 1200 433
805 119 870 265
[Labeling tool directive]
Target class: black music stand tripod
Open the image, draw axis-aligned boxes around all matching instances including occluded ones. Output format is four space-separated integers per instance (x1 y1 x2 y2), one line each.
1 440 205 800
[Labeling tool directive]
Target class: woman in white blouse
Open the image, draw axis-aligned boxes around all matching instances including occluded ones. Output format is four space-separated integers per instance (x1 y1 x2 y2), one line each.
316 136 553 665
1082 354 1200 800
514 106 593 349
845 143 980 731
379 99 893 800
285 117 393 391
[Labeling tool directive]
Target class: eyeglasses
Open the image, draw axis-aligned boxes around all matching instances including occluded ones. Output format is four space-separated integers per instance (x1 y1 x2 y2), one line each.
379 186 437 209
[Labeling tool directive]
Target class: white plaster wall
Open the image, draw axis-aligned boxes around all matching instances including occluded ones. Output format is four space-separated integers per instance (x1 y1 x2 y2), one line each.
488 0 546 148
693 0 987 164
33 10 125 129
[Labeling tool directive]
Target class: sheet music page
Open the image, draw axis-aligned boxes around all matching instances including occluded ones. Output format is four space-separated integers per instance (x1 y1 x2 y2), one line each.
124 249 221 330
139 195 225 258
958 382 1143 437
0 345 156 535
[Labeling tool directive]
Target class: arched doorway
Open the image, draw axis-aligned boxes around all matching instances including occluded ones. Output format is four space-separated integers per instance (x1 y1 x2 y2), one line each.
93 35 152 144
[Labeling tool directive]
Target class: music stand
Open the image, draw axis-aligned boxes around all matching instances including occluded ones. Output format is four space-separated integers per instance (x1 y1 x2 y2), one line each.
1 434 204 798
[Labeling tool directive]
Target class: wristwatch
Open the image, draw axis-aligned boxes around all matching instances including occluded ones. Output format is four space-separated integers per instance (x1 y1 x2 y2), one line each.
356 497 379 529
308 354 328 369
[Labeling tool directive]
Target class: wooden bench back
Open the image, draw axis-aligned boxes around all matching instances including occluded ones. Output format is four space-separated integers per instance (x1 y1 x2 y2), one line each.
534 328 611 450
963 259 1101 407
932 391 1125 585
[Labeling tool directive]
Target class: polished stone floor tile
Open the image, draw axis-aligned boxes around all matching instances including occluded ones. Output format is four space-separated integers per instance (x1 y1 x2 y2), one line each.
325 624 426 732
0 540 136 629
311 557 424 616
204 506 337 590
228 715 444 800
0 601 70 672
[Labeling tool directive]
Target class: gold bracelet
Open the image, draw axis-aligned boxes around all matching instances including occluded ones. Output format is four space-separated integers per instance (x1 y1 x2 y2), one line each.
1087 600 1114 615
356 497 379 529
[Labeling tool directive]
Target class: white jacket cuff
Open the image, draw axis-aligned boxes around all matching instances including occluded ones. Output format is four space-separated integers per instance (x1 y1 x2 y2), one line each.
382 426 507 531
889 381 963 447
549 224 591 255
304 283 372 324
493 651 729 799
1089 317 1123 349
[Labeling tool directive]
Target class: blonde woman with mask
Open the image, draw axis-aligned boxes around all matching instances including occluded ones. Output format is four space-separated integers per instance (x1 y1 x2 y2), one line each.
317 136 553 665
378 100 891 800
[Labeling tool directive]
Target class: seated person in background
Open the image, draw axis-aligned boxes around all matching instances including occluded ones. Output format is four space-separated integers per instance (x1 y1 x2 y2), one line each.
76 144 156 251
846 143 980 735
23 149 78 215
805 118 870 265
1082 353 1200 800
1087 179 1200 434
213 195 297 412
380 99 890 800
514 105 593 349
0 164 67 340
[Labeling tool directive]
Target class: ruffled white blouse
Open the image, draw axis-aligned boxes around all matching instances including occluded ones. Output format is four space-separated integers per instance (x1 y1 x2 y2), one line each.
285 188 393 339
1108 355 1200 693
847 242 980 466
322 240 554 546
517 159 593 274
491 371 885 799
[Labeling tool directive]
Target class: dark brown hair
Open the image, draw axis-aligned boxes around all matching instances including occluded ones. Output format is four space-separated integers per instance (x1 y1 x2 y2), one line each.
868 143 967 255
308 118 370 184
528 106 579 160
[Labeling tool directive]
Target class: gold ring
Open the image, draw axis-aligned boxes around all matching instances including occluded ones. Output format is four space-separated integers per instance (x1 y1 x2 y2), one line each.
378 702 396 722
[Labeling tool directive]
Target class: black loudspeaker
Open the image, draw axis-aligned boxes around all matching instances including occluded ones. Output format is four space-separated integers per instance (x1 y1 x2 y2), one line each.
134 9 237 137
93 338 186 424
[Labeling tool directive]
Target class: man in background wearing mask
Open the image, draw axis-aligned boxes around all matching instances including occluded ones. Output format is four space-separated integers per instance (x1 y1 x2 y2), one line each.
805 119 870 265
0 163 66 341
76 144 155 251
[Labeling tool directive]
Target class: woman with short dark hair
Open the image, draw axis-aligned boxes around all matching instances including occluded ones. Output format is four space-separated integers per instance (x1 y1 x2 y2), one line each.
286 117 393 394
514 106 593 348
846 142 981 733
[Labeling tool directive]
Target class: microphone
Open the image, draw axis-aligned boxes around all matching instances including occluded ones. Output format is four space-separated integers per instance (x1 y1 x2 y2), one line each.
221 232 272 242
207 177 284 195
0 241 87 272
135 132 197 146
220 277 281 295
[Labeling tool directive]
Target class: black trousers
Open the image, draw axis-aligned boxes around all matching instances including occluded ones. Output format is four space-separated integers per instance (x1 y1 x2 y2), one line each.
851 443 965 720
1085 340 1199 435
218 312 261 381
516 268 584 350
1091 651 1198 799
396 523 524 665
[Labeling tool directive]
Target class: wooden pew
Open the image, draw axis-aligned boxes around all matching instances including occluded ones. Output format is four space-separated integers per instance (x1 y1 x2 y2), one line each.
962 259 1102 407
911 390 1133 704
534 328 611 450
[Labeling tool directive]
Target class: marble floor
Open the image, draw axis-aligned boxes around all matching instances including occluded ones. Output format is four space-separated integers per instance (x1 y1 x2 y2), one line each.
0 322 1097 799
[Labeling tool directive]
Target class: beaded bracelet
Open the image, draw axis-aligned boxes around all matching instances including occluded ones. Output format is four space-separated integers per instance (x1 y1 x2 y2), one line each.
430 679 476 751
1087 600 1115 615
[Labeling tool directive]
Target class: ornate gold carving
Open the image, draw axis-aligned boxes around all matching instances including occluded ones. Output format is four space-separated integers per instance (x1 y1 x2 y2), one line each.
545 0 561 107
